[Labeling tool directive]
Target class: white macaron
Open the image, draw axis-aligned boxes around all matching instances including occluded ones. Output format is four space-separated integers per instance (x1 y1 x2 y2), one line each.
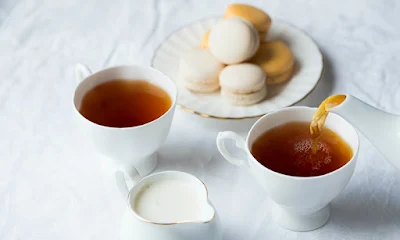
219 63 267 105
208 17 260 64
179 48 225 93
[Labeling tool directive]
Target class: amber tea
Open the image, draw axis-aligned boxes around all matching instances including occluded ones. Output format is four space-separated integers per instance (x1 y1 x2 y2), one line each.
310 95 347 153
251 121 352 177
79 79 172 127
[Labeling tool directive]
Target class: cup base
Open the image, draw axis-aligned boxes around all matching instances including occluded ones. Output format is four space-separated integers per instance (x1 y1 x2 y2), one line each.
272 203 331 232
135 152 159 177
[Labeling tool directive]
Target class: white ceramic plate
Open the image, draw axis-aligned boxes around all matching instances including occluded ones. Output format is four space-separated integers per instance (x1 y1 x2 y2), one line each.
151 18 323 119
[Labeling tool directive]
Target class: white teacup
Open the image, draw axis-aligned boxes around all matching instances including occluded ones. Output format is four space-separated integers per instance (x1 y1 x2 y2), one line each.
73 64 177 179
216 107 359 231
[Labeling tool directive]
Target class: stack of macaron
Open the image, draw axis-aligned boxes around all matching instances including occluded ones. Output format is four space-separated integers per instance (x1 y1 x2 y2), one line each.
179 3 295 106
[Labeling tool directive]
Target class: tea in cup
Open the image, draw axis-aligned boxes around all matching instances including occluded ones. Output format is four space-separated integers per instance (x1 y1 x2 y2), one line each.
216 106 359 231
73 64 177 179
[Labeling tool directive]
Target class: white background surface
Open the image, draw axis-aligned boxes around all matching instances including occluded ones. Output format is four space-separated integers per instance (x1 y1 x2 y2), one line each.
1 0 400 239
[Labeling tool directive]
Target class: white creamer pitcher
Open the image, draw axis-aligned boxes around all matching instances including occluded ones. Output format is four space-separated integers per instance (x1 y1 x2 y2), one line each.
328 94 400 170
115 171 222 240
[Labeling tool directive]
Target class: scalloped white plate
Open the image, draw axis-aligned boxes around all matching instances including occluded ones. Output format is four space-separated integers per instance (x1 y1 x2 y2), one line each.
151 18 323 119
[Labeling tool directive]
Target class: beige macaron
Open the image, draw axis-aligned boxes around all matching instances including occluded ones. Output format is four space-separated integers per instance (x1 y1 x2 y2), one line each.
219 63 267 105
224 4 272 40
179 48 224 93
208 17 260 64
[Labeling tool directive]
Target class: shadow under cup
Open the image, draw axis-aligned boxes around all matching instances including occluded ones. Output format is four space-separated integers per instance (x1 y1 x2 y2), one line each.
246 107 359 231
73 65 177 178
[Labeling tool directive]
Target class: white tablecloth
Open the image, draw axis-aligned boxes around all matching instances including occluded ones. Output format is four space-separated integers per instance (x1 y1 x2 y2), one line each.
1 0 400 239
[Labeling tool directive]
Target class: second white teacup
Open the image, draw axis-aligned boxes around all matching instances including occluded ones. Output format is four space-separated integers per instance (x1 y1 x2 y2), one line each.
73 64 177 180
216 106 359 231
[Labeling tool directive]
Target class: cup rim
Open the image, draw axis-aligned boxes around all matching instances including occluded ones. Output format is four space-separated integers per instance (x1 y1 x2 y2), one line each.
245 106 360 180
127 170 216 225
73 65 177 130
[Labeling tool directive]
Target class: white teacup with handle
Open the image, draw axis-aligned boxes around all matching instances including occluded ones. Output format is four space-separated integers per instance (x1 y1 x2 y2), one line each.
73 64 177 180
216 106 359 231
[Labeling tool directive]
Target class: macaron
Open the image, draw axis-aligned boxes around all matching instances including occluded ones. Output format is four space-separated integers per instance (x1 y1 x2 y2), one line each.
201 30 210 48
258 31 267 42
219 63 267 106
250 41 295 84
224 4 271 40
179 48 224 93
267 66 294 84
208 17 260 64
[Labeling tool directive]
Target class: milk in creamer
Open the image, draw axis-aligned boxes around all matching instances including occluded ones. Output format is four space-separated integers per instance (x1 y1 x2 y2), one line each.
133 179 206 223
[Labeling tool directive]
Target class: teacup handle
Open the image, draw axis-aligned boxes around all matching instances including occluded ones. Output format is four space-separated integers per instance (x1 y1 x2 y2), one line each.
216 131 249 168
75 63 92 82
114 169 142 202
